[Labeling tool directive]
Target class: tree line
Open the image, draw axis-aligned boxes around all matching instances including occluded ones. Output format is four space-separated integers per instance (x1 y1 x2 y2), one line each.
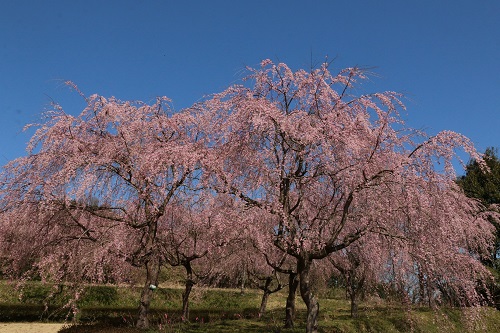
0 60 497 333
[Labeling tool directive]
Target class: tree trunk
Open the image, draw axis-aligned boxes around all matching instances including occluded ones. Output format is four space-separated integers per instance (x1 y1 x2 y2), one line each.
350 292 359 318
182 261 195 321
298 257 319 333
347 274 363 318
240 267 247 294
259 290 271 318
258 276 273 318
136 256 160 329
284 272 298 328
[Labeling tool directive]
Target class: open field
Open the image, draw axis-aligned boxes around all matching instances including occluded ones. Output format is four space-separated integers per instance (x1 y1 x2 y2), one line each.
1 280 499 332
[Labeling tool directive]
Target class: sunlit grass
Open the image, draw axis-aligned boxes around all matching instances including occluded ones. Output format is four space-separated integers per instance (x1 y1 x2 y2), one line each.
1 279 499 332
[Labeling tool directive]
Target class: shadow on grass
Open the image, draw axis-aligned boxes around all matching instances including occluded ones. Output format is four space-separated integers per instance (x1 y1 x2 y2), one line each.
0 303 279 331
0 303 69 322
54 308 306 333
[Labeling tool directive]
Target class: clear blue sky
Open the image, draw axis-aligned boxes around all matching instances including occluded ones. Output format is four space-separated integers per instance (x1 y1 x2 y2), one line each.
1 0 499 167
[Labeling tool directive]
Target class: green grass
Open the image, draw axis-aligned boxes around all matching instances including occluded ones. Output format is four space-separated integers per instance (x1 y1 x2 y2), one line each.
1 280 499 333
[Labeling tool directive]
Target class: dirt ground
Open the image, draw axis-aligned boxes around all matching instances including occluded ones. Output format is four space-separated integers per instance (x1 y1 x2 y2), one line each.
0 323 66 333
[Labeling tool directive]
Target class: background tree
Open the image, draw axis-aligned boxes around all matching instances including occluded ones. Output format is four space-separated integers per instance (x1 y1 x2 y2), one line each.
0 90 202 328
158 194 239 321
243 247 286 318
198 60 495 333
457 147 500 308
457 147 500 265
329 240 380 318
0 201 134 285
159 203 209 322
244 214 299 327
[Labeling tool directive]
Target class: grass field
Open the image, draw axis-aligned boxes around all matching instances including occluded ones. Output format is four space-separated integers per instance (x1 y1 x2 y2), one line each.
0 280 499 332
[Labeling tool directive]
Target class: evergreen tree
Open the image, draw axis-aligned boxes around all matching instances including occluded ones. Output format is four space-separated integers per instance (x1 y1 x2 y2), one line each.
457 147 500 308
458 147 500 266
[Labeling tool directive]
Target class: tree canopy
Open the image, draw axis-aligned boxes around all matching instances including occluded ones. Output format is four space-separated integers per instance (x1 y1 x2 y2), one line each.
195 60 495 332
0 60 496 333
459 147 500 206
0 94 204 328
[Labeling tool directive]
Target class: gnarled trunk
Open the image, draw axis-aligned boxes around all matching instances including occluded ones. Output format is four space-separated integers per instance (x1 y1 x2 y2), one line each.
182 261 195 321
298 257 319 333
284 272 298 328
137 256 160 329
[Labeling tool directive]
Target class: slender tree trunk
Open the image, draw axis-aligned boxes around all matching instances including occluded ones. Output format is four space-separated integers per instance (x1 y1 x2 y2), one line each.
137 256 160 329
417 269 427 305
284 272 298 328
298 257 319 333
347 275 362 318
240 267 247 294
182 261 195 321
259 290 271 318
350 292 359 318
258 277 273 318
